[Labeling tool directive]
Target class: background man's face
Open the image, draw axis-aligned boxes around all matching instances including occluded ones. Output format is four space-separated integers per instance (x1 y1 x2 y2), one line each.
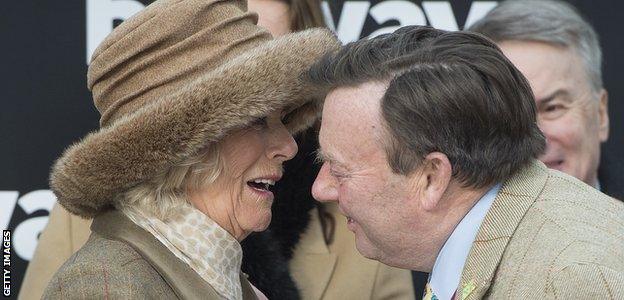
312 82 421 268
499 40 609 185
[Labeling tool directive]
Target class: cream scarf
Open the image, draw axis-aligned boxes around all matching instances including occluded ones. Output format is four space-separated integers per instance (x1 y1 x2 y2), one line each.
123 205 243 300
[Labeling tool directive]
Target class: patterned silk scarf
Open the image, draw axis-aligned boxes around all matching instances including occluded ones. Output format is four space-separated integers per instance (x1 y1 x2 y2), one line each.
123 205 243 300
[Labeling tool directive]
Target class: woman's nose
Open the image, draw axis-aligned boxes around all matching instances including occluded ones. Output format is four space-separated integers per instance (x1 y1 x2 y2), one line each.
268 126 298 162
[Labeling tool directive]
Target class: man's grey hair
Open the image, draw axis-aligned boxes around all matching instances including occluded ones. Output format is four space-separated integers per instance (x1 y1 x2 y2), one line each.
469 0 603 92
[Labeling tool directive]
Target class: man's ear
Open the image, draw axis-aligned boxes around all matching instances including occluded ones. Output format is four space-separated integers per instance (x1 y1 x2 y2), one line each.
410 152 452 211
598 89 609 142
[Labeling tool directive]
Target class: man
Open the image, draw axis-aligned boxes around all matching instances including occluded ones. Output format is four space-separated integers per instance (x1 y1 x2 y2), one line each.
469 0 621 199
308 26 624 299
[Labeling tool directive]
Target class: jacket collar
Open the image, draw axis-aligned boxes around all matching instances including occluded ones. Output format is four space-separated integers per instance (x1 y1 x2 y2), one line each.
91 210 257 300
289 206 337 300
457 160 549 300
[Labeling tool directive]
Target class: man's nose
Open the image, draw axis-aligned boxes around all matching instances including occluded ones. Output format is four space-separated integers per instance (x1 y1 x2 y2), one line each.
537 120 555 148
312 162 339 202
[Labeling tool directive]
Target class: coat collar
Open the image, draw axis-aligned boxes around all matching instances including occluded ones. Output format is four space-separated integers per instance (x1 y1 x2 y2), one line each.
457 160 549 300
289 206 338 300
91 210 257 300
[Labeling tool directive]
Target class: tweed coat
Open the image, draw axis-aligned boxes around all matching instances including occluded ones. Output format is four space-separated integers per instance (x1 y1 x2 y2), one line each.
458 160 624 299
42 210 258 299
21 204 413 300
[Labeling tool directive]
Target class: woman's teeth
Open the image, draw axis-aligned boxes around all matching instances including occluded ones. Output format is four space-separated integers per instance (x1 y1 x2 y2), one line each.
248 179 275 191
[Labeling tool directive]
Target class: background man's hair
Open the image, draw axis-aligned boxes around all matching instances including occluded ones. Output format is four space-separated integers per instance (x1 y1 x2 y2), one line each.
469 0 603 93
307 26 545 188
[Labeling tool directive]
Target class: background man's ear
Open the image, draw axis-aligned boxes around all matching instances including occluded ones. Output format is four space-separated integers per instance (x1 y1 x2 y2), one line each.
411 152 452 211
598 89 609 142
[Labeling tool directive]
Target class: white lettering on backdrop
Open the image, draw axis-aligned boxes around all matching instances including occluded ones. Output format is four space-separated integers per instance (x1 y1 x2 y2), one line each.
86 0 145 64
322 1 498 43
86 1 498 63
0 191 56 261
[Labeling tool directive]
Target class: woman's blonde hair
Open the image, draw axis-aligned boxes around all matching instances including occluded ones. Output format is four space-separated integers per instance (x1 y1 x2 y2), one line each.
116 143 223 220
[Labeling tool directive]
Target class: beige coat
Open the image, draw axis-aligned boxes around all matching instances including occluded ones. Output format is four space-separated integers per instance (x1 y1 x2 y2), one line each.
290 203 414 300
459 160 624 299
42 210 258 299
21 203 414 300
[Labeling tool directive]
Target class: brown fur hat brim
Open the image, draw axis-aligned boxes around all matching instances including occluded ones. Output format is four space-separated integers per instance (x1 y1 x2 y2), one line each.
50 29 340 218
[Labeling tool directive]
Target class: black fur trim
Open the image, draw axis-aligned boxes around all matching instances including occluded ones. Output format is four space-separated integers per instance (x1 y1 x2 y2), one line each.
270 127 321 259
241 231 300 299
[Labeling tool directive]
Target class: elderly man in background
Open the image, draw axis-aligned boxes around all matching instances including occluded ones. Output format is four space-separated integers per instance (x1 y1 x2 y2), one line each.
308 25 624 299
470 0 621 200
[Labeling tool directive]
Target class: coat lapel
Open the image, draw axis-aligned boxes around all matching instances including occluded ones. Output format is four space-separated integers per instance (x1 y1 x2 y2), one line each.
92 210 257 300
289 207 337 300
458 160 549 300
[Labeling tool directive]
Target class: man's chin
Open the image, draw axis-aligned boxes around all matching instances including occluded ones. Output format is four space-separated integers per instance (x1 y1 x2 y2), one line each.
354 236 380 260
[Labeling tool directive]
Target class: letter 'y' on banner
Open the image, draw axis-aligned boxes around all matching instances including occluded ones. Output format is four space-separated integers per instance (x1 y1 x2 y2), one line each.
86 0 145 64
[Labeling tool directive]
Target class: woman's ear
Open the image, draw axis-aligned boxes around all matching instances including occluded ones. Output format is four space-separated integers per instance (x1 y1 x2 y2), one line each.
409 152 452 211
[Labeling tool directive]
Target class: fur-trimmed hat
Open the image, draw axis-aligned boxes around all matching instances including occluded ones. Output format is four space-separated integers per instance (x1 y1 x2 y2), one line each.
50 0 340 218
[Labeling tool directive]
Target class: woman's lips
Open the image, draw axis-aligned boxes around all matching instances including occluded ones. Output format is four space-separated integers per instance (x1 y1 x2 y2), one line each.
246 174 282 199
247 183 274 199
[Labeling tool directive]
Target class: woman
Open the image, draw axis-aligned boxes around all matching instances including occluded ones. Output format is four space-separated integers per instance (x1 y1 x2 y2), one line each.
42 0 339 298
244 1 416 299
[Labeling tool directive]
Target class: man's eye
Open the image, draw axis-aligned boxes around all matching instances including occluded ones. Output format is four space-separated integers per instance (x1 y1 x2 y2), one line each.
539 104 566 120
544 104 563 112
330 169 346 179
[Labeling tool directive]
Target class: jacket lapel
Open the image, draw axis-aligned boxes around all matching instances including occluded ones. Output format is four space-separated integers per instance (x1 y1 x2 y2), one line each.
92 210 257 300
289 207 337 300
458 160 549 300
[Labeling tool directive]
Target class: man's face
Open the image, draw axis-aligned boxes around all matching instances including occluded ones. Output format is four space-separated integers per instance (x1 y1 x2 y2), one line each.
312 81 425 268
499 41 609 185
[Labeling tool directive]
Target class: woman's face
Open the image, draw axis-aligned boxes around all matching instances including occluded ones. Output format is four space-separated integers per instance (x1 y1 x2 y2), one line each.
189 111 297 240
248 0 291 37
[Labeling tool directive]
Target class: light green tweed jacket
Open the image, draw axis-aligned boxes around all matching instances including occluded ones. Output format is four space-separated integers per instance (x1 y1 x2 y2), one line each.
458 160 624 299
42 210 258 299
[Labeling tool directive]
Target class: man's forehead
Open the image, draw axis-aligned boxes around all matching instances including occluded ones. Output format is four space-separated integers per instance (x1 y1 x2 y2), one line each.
324 81 388 115
322 82 388 135
318 81 389 165
498 40 586 99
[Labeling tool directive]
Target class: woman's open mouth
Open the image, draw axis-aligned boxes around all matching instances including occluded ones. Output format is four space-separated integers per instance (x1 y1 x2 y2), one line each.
247 178 276 196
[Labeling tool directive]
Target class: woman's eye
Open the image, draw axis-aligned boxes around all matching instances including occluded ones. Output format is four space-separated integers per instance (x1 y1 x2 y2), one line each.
252 117 268 128
281 112 292 124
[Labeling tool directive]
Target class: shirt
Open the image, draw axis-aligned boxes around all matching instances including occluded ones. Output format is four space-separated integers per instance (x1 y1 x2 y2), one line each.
429 183 501 300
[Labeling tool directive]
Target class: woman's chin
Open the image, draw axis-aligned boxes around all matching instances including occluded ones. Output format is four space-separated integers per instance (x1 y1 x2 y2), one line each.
242 211 272 234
